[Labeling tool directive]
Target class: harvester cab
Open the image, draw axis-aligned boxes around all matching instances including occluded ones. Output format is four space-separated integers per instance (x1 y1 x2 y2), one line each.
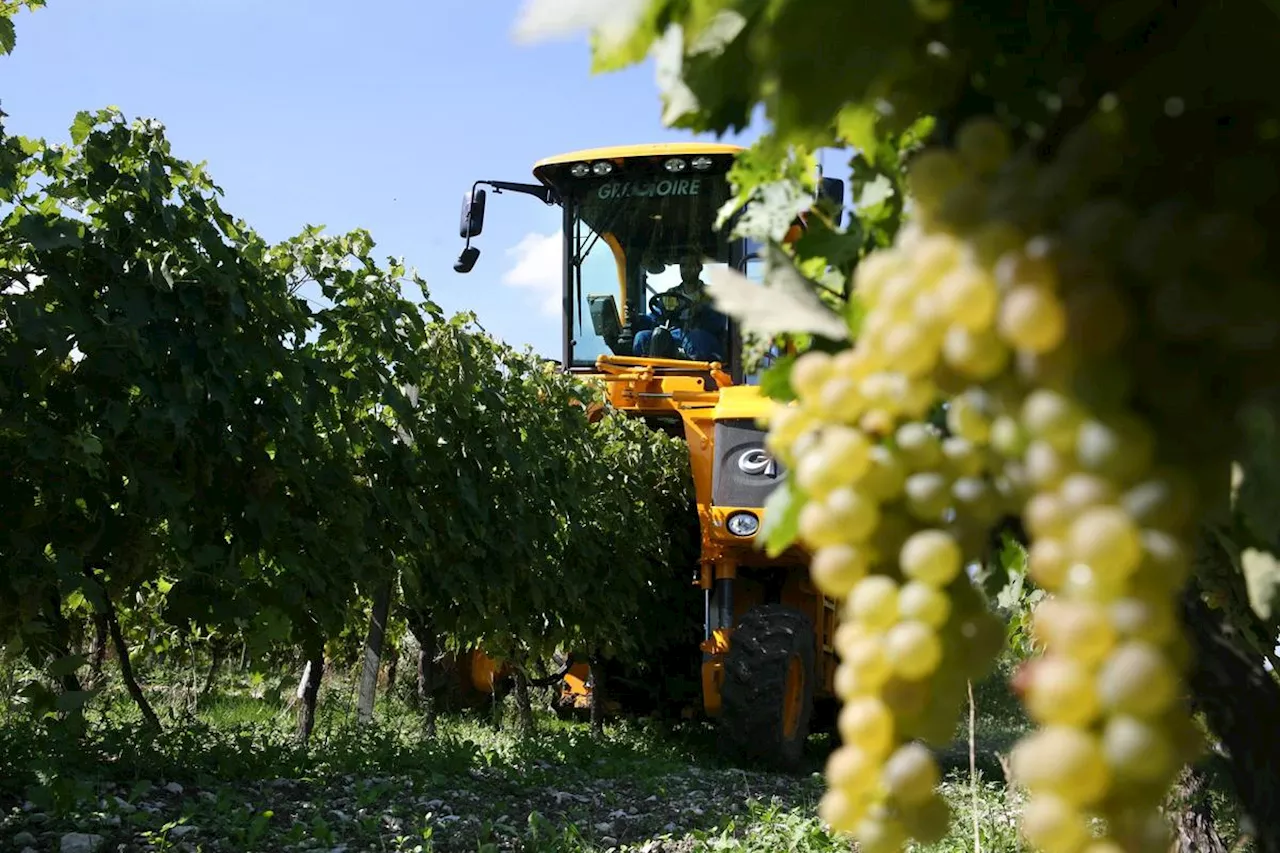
454 143 845 768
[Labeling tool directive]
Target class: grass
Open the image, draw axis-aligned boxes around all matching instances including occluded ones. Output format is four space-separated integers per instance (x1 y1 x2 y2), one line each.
0 666 1244 852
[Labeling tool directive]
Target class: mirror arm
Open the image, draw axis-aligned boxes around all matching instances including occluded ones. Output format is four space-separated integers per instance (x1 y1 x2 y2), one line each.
479 180 559 206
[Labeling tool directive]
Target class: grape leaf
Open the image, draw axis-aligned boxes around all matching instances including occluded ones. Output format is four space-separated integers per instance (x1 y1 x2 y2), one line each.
760 479 804 558
706 246 849 341
1242 547 1280 626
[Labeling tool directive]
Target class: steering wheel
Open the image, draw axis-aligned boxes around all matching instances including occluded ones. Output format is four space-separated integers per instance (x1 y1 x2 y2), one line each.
648 289 695 322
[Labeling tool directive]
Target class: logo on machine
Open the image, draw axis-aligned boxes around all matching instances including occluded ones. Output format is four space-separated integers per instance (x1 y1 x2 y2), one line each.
737 448 778 479
596 178 703 200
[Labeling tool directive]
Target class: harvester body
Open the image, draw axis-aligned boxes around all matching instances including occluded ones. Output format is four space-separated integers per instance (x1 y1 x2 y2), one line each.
454 142 844 765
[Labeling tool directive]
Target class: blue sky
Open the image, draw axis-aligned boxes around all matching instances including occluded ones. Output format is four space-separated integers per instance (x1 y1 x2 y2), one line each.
2 0 771 359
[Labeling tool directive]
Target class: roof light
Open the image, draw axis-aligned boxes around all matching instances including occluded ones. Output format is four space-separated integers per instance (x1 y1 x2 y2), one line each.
664 157 687 172
591 161 614 176
691 156 714 170
570 163 590 177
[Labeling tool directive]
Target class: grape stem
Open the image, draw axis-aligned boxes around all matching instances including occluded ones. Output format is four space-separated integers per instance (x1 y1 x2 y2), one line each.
968 679 978 853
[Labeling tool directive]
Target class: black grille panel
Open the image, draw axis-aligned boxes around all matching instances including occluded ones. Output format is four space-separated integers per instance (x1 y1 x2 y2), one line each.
712 419 786 507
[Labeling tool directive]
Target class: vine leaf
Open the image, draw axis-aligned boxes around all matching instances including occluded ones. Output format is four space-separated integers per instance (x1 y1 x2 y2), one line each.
760 479 804 558
1242 547 1280 627
706 246 848 341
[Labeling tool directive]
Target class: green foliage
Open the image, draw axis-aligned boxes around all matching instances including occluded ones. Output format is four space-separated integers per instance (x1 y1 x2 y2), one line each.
0 105 695 720
0 0 44 55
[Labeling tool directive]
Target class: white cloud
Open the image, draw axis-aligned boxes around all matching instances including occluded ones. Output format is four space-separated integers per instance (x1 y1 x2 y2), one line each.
502 231 562 316
510 0 647 47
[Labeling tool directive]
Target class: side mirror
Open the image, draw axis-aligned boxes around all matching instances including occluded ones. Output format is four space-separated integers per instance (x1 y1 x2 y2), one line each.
818 177 845 208
459 188 487 238
454 246 480 273
818 177 845 227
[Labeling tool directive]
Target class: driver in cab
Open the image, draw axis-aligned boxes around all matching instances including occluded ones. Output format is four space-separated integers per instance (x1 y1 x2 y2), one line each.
632 253 727 361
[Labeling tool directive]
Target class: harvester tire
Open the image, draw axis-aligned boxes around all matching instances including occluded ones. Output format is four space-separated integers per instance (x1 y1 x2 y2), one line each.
719 604 815 771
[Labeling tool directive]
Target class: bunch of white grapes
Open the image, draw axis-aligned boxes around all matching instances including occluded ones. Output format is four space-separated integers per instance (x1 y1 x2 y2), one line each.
767 114 1213 852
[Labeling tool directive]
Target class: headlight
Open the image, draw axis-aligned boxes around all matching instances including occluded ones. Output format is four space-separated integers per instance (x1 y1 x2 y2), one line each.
664 157 687 172
591 161 614 175
570 163 590 177
691 156 714 170
726 511 760 537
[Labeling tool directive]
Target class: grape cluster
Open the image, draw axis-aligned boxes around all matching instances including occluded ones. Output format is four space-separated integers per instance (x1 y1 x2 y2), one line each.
767 116 1218 851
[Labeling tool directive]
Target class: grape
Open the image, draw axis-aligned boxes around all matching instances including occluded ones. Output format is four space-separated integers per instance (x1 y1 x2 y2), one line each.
942 325 1010 379
826 744 878 793
898 793 952 844
995 245 1059 292
795 451 845 497
941 435 984 478
839 633 893 690
1121 472 1193 532
838 697 894 757
1032 599 1115 665
1020 795 1091 853
899 530 963 586
826 487 881 541
937 265 999 330
881 676 931 719
998 285 1068 353
884 621 943 679
1010 726 1110 806
881 742 940 804
860 444 908 500
798 487 879 547
1096 642 1178 717
1130 530 1191 594
895 422 943 469
1066 507 1142 580
1076 415 1154 484
791 351 833 402
907 149 965 209
898 580 951 628
951 476 999 522
810 544 870 597
903 472 953 522
817 375 868 423
1027 538 1069 589
956 116 1011 175
1058 472 1116 515
946 389 995 442
1021 389 1084 451
848 575 900 631
882 322 941 377
854 247 907 299
1024 492 1070 538
854 812 909 853
1101 715 1175 782
822 426 873 478
1064 282 1130 356
1108 598 1176 644
1023 656 1099 726
818 787 867 834
1025 440 1071 489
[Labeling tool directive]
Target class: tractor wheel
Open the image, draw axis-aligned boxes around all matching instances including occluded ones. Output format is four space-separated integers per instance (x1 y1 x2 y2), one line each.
718 604 816 771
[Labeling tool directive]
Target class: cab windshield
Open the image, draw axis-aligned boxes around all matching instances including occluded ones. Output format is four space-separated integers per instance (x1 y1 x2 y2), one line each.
567 170 738 369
